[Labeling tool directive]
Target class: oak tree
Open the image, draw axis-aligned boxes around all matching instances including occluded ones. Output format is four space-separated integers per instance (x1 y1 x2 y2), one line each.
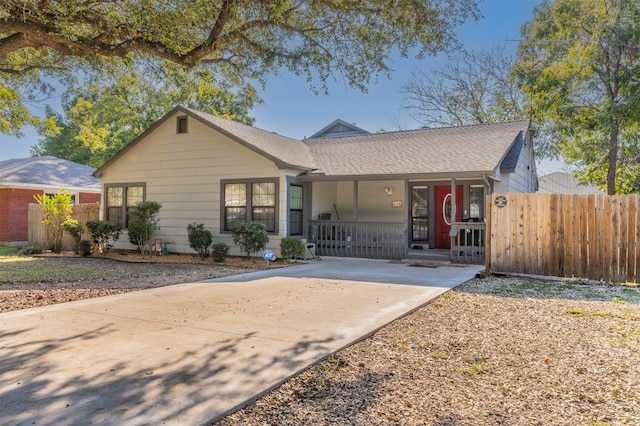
1 0 479 135
31 61 258 167
515 0 640 194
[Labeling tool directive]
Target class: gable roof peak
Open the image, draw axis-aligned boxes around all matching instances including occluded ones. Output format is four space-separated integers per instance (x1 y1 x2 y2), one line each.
308 118 370 139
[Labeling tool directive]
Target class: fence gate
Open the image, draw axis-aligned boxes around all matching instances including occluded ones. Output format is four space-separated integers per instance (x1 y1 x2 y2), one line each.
487 193 639 284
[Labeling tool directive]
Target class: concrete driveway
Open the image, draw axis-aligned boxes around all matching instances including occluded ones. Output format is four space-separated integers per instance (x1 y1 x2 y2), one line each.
0 258 481 425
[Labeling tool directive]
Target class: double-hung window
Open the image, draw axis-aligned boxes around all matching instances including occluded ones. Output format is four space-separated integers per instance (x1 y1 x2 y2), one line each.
105 183 145 227
223 179 277 232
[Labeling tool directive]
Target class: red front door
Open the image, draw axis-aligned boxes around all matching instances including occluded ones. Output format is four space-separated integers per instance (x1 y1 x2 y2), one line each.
435 185 463 249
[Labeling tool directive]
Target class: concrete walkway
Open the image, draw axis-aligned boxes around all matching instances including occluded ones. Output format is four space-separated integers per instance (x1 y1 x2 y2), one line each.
0 258 481 425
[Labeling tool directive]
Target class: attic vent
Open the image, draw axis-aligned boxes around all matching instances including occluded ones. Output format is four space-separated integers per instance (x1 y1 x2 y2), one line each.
177 116 188 134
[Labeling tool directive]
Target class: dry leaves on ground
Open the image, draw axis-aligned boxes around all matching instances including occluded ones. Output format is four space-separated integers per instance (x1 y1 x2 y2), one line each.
215 276 640 426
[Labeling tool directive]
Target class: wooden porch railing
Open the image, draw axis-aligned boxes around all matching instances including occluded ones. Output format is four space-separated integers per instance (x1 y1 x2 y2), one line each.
309 220 407 260
450 221 486 264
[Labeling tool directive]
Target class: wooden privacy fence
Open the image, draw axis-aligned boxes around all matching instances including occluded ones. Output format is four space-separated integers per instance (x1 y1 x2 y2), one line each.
487 193 639 283
28 203 100 251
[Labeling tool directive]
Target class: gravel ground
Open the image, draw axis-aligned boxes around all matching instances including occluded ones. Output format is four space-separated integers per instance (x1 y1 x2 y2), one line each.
2 254 639 425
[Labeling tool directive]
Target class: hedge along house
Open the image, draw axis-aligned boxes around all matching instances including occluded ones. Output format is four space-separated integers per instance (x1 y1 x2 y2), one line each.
0 156 101 246
92 106 536 262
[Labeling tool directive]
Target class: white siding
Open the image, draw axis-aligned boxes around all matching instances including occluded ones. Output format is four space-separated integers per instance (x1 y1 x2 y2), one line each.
311 180 405 222
356 180 405 222
100 112 289 256
312 181 338 220
537 172 603 194
493 135 536 194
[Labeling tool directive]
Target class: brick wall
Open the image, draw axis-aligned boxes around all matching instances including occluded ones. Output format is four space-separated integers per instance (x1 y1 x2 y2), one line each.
0 188 42 243
79 192 101 204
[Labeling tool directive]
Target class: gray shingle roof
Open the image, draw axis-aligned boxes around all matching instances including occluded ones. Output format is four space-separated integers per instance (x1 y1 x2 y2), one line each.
500 130 525 173
303 120 530 177
0 156 100 189
308 119 370 139
94 105 530 179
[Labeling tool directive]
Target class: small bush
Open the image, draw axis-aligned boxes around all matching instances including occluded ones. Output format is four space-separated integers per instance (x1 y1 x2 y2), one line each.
79 240 93 257
20 245 43 255
86 220 122 254
211 242 230 262
280 237 304 262
63 220 85 254
187 223 213 260
127 201 162 255
232 222 269 259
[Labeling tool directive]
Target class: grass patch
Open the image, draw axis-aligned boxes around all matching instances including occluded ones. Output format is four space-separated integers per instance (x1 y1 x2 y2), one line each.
488 277 581 297
0 247 19 256
0 256 188 283
566 309 612 317
460 363 485 376
485 276 640 304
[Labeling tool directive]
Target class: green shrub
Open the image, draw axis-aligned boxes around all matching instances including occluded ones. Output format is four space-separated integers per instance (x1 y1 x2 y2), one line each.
127 201 162 254
211 242 230 262
34 190 75 253
63 220 85 254
187 223 213 260
79 239 93 257
86 220 122 254
20 245 43 255
232 222 269 259
280 237 304 262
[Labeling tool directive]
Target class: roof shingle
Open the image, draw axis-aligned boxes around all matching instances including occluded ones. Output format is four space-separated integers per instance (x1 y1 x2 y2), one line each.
0 156 100 189
303 120 530 177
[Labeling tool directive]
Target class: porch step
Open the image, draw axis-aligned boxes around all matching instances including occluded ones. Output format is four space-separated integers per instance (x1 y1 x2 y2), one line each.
406 248 451 263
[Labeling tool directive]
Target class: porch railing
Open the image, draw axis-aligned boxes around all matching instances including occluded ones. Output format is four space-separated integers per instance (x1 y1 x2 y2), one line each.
309 220 407 260
450 221 486 264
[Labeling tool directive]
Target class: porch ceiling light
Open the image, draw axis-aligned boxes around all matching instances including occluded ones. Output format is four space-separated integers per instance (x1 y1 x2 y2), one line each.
384 186 394 196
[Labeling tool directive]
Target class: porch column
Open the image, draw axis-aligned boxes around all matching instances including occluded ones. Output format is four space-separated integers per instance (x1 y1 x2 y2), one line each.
450 177 456 222
353 180 358 220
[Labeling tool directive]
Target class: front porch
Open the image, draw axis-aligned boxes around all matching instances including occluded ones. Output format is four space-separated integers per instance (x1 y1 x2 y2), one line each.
308 220 485 264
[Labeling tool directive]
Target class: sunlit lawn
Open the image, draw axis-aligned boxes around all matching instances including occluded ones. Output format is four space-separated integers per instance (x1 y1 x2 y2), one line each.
0 255 179 283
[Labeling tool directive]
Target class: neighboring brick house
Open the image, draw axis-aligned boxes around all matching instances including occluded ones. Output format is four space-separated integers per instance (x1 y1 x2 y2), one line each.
0 156 101 246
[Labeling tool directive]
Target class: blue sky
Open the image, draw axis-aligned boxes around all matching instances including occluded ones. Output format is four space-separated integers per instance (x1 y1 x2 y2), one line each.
2 0 557 169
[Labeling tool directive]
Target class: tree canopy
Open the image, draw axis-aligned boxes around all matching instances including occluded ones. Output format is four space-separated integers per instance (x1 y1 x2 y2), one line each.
402 46 528 127
31 60 258 167
1 0 479 135
515 0 640 194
